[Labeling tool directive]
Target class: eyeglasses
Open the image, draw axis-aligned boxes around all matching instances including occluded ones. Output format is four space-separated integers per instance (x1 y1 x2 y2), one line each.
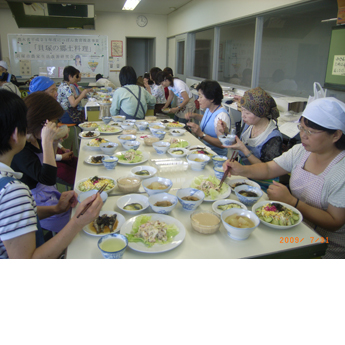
297 124 323 136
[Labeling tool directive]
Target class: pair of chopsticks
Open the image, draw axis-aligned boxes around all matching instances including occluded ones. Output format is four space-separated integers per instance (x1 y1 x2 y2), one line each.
77 184 108 218
218 151 238 189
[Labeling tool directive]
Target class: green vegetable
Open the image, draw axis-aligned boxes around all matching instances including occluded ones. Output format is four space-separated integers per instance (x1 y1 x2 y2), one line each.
118 149 143 163
170 140 188 148
191 175 228 199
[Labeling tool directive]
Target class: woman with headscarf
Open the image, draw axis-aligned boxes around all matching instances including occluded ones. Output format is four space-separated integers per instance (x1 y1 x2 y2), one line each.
218 87 282 190
223 97 345 259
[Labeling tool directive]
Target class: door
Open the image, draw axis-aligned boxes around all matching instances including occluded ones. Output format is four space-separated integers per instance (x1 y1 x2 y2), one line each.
175 33 192 81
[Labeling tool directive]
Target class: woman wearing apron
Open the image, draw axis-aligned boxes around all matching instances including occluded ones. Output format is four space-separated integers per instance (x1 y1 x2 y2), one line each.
11 92 71 234
0 90 103 259
218 87 283 191
155 71 196 124
223 97 345 259
110 66 156 120
185 80 230 156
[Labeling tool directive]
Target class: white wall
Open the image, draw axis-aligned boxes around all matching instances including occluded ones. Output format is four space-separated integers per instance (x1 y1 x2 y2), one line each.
0 9 168 86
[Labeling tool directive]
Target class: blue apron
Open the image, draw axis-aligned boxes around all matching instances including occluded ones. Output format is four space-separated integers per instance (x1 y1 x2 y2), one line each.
120 86 146 120
0 176 45 249
200 107 229 156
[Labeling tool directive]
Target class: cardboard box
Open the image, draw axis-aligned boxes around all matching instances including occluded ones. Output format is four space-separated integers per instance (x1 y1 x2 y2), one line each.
274 96 307 113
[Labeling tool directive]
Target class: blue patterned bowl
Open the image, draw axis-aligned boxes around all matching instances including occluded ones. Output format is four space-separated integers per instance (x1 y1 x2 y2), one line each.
186 154 210 171
218 134 236 146
213 166 225 180
98 234 128 259
102 117 112 125
135 121 149 131
148 193 178 214
152 141 170 154
176 188 205 211
142 176 173 196
112 115 125 122
234 185 263 206
121 123 135 130
122 140 140 151
118 134 136 146
77 189 108 204
99 142 118 155
102 155 119 170
212 155 228 168
151 130 166 140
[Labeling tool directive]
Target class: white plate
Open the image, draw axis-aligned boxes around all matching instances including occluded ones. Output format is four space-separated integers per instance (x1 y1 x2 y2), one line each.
85 138 110 150
169 128 186 137
84 154 106 166
79 130 100 139
97 126 122 135
83 211 125 237
165 122 185 129
188 145 216 157
130 165 157 179
252 200 303 230
183 178 231 202
229 178 261 191
120 213 185 253
76 176 116 194
212 199 247 215
114 151 149 165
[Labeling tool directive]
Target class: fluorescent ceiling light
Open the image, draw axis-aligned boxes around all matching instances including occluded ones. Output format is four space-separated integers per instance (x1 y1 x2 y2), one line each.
122 0 141 11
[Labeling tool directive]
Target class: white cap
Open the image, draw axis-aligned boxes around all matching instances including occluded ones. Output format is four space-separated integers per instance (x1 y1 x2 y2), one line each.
0 61 8 70
302 97 345 134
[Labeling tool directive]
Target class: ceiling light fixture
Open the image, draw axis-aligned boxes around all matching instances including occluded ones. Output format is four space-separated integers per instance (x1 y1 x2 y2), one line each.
122 0 141 11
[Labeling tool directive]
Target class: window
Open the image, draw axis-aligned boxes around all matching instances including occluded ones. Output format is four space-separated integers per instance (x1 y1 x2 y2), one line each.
193 28 214 79
177 40 185 75
217 19 256 85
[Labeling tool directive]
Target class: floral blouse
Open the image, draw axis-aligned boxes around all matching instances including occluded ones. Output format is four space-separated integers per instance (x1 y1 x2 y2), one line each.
57 82 82 111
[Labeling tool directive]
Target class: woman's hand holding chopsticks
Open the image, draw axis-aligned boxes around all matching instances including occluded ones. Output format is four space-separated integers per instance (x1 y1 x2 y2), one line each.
73 193 103 226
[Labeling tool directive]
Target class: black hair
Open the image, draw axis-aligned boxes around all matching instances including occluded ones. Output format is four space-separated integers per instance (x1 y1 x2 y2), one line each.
163 67 173 77
302 117 345 150
149 67 162 85
119 66 137 86
154 71 174 86
196 80 223 105
96 73 103 81
63 66 79 82
144 72 154 85
0 90 27 155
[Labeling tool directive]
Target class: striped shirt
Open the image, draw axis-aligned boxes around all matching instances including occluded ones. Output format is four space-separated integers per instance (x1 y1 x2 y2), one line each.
0 163 38 259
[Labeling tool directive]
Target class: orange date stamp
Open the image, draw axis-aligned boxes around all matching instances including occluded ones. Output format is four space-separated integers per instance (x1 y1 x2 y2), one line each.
280 237 329 244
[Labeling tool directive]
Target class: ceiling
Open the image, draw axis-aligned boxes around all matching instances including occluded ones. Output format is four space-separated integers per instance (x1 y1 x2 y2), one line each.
0 0 193 14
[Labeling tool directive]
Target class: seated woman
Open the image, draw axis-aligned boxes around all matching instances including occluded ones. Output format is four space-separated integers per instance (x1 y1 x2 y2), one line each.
223 97 345 259
218 87 282 191
143 67 166 115
29 76 78 186
110 66 156 120
0 90 102 259
185 80 230 156
11 92 72 233
154 71 195 124
0 71 21 97
57 66 91 124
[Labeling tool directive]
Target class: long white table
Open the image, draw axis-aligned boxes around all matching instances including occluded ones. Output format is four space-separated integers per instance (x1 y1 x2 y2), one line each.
66 122 326 259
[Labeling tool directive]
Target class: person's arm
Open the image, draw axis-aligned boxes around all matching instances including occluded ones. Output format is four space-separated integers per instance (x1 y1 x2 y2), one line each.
3 193 103 259
187 122 225 149
169 91 190 114
70 84 78 98
185 112 203 121
110 89 121 116
162 90 174 109
143 88 157 106
41 121 59 168
68 89 89 108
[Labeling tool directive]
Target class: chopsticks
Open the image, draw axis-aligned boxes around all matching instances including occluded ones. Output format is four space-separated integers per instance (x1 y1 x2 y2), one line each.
218 151 238 190
76 183 108 218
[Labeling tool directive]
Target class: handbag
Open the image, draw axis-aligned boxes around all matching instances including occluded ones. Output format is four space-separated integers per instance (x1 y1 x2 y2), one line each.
308 82 327 104
66 107 85 123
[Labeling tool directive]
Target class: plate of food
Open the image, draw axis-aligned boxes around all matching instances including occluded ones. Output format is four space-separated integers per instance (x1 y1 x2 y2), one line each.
83 211 126 237
115 149 149 165
212 199 247 215
76 176 116 193
252 200 303 229
165 121 185 129
79 130 100 139
169 138 189 149
85 137 109 150
120 213 186 253
97 125 122 135
78 122 99 131
229 178 261 191
188 145 216 157
184 175 231 202
84 155 106 166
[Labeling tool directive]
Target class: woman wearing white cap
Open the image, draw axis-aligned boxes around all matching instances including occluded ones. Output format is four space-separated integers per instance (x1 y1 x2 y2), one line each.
223 97 345 259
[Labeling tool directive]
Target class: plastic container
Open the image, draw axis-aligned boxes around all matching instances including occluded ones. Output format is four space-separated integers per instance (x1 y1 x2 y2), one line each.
150 158 189 173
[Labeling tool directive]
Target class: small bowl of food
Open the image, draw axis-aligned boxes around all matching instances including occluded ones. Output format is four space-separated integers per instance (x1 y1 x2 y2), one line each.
102 117 112 125
212 199 247 215
98 233 128 259
214 166 225 180
190 210 221 234
221 208 260 240
152 141 170 155
99 142 118 155
186 153 210 171
117 194 149 215
121 123 135 130
218 134 236 146
176 188 205 211
148 193 178 214
112 115 125 122
151 130 166 140
135 121 149 131
212 155 228 168
130 165 157 179
149 122 164 130
102 156 119 170
122 129 137 135
142 176 173 196
143 135 159 146
118 135 137 146
167 147 189 158
122 140 140 151
79 122 99 131
116 176 141 194
230 179 261 191
169 128 186 137
234 185 263 206
77 189 108 204
124 119 136 124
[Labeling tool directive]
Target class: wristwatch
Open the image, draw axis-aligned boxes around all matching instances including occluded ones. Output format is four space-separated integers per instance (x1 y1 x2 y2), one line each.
200 133 206 139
